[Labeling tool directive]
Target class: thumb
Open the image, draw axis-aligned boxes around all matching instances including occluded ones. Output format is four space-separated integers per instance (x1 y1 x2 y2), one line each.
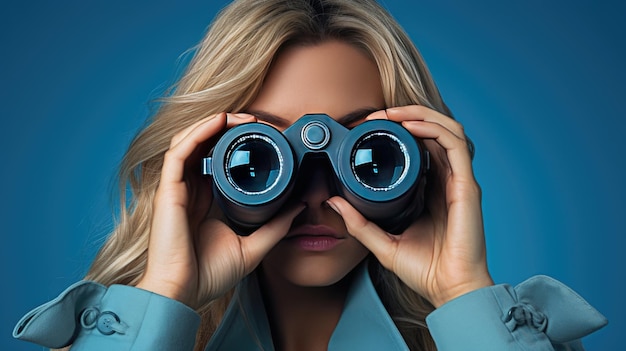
241 203 305 272
326 196 397 269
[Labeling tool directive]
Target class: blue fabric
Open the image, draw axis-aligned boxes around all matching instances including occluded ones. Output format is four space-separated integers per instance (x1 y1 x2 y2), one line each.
328 266 407 350
13 281 107 348
205 272 275 350
14 282 200 350
426 275 607 351
206 264 409 350
14 268 606 350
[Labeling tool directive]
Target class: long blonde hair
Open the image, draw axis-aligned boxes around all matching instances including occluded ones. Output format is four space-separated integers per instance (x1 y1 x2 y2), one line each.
85 1 450 350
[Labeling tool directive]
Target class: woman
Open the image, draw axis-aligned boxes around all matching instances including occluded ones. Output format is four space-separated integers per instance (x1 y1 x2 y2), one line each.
14 0 606 350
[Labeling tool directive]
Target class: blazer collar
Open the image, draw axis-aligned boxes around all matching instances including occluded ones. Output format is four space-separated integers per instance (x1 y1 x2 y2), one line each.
207 262 408 350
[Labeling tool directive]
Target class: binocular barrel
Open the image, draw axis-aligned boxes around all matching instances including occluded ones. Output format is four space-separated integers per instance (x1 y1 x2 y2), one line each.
203 114 428 235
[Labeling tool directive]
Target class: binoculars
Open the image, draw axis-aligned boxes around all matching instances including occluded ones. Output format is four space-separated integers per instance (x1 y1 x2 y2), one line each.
202 113 429 234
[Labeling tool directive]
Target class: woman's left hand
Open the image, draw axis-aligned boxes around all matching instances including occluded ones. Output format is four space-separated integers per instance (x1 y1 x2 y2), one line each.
327 105 493 308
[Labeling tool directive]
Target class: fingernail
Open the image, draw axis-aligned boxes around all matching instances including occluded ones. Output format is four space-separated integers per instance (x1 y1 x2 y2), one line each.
385 107 398 114
365 110 388 120
326 200 341 215
233 113 255 119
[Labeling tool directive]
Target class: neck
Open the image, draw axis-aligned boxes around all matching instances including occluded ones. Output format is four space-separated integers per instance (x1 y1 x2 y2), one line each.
259 268 354 351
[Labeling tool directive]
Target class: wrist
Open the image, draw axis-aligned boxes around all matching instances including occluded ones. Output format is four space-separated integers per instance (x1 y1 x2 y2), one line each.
430 275 494 308
136 279 195 308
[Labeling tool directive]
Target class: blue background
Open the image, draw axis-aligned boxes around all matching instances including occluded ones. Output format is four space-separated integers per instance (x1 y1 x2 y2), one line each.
1 1 623 349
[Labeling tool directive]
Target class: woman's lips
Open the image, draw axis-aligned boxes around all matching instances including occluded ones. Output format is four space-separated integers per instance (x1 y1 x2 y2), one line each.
285 224 344 251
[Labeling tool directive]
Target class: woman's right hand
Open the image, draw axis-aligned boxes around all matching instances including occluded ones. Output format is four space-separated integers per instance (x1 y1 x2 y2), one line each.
136 112 304 309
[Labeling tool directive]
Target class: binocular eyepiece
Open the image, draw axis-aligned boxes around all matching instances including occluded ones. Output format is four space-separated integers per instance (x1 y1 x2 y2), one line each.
202 113 429 235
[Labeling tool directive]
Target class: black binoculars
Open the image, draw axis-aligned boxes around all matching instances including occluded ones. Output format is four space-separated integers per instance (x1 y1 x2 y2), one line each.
202 113 429 234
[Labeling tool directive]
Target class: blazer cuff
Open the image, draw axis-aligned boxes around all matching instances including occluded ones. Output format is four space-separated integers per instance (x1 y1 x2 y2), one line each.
425 275 607 351
14 281 201 350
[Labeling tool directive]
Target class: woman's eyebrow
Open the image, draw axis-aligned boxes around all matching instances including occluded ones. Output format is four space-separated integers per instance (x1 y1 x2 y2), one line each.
246 110 291 128
336 107 380 126
246 107 380 127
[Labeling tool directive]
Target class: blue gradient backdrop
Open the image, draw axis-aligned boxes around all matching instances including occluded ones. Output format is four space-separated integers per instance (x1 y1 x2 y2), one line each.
2 1 623 349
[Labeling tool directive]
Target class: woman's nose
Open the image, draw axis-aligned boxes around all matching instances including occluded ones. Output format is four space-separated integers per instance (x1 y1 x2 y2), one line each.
297 158 336 208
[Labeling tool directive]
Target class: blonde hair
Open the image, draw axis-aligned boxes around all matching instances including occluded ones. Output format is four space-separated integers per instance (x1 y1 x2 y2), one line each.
85 0 451 350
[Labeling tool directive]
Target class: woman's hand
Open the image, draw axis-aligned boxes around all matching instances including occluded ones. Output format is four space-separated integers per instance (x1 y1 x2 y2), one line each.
326 105 493 308
137 112 303 309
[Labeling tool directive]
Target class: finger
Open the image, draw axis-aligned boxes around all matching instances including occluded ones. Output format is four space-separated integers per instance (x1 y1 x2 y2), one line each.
385 105 466 141
178 112 254 155
175 112 256 174
226 113 257 128
185 112 257 187
402 120 474 180
241 203 306 270
326 196 397 269
170 113 226 148
161 113 228 184
364 109 389 120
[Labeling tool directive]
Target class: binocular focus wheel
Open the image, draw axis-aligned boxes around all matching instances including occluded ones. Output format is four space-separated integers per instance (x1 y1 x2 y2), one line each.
301 121 331 150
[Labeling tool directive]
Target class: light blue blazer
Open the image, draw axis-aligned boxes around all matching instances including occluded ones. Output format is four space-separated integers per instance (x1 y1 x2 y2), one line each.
14 264 606 350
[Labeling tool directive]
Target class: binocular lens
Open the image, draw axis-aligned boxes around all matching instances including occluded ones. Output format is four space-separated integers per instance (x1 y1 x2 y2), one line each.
204 114 426 235
352 132 407 190
226 135 283 195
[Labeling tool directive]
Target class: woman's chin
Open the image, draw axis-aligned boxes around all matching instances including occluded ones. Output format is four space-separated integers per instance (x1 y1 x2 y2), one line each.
261 254 367 288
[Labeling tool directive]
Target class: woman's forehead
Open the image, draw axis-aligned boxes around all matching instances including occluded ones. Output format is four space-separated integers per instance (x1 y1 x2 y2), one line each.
247 40 385 127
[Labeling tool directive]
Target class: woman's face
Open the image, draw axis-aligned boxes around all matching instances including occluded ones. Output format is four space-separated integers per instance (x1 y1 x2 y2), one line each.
247 40 385 287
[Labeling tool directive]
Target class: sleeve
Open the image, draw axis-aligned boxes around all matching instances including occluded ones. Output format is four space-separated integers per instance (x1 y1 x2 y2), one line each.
425 275 607 351
13 281 201 350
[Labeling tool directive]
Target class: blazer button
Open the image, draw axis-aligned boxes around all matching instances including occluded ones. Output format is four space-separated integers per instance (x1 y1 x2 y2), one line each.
80 306 100 329
96 311 120 335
